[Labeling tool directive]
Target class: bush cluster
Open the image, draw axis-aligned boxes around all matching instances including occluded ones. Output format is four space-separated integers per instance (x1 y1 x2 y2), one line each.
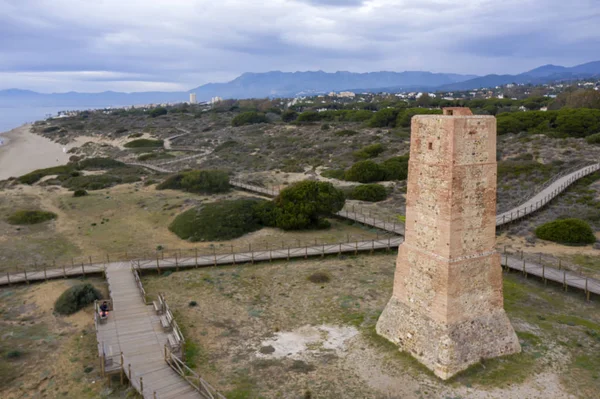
497 108 600 137
149 107 168 118
169 199 265 241
169 181 346 240
78 158 125 169
54 283 102 315
7 210 57 225
334 129 358 137
348 184 387 202
123 139 164 148
231 111 269 127
344 155 409 183
534 218 596 245
157 170 230 194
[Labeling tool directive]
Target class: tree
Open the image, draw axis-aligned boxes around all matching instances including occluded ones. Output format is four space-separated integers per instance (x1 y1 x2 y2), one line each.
555 108 600 137
273 181 345 230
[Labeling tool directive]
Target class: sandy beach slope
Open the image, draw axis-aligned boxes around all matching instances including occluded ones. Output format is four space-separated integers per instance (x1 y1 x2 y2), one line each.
0 124 71 180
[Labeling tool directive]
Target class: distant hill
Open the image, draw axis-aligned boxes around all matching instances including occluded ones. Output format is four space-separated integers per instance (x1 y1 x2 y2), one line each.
437 61 600 91
188 70 477 99
1 61 599 108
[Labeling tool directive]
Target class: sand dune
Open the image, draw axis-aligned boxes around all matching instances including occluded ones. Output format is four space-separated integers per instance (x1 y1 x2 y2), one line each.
0 124 71 180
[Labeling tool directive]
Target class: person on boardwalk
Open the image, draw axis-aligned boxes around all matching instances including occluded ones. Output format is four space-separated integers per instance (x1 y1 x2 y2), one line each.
100 301 109 318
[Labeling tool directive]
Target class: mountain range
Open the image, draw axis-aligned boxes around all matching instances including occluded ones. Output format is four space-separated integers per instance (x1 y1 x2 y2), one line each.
1 61 599 108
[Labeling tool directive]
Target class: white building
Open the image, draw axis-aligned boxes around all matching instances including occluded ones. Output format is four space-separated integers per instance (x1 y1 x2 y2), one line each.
189 93 197 104
210 96 223 104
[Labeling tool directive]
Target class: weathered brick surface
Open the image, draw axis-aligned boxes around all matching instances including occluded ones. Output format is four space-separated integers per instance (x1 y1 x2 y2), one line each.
376 108 520 380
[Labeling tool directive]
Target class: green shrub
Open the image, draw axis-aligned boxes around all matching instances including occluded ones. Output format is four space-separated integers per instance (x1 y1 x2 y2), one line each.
334 129 358 137
321 123 330 131
353 143 384 159
7 210 57 225
231 112 268 127
78 158 125 170
281 110 298 123
157 170 230 194
274 181 345 230
149 107 168 118
381 155 409 180
73 189 88 197
124 139 164 148
17 165 75 184
127 132 142 138
169 199 265 241
138 152 176 161
345 160 384 183
321 169 346 180
252 200 278 227
585 132 600 144
5 350 23 359
534 218 596 245
348 184 387 202
54 283 102 315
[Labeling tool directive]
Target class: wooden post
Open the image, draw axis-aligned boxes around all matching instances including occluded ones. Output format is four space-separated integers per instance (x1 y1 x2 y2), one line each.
156 255 161 275
6 272 10 286
120 353 124 385
82 262 85 276
563 271 567 291
287 247 290 261
140 377 143 393
195 248 198 268
387 237 391 251
213 248 217 266
371 240 374 255
558 259 561 270
522 259 526 277
128 364 131 386
585 279 589 302
44 265 47 281
269 248 272 262
542 264 546 285
24 268 29 285
107 253 110 263
305 245 308 259
339 243 342 255
175 253 179 272
63 262 66 278
355 241 358 255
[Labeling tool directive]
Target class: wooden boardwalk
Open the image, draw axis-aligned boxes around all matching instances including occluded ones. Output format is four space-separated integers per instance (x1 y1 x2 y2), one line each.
95 262 201 399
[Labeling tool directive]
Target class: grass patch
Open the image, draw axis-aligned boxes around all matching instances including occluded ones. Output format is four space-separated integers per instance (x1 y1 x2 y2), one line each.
321 169 346 180
78 157 125 170
138 152 176 161
7 210 57 225
17 165 75 184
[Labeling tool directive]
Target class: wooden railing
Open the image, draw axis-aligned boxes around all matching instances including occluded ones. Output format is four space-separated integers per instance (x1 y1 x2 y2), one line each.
496 163 600 226
164 345 226 399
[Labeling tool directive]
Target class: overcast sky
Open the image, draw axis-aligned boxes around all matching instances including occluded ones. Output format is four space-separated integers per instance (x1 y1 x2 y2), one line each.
1 0 599 93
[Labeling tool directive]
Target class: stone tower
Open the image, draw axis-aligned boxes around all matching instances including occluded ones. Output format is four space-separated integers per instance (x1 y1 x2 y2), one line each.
376 107 520 380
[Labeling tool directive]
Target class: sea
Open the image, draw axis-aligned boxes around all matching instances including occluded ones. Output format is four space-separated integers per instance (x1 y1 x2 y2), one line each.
0 106 92 135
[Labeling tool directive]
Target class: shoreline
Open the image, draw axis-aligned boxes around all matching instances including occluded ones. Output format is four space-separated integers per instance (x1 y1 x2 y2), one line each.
0 124 72 180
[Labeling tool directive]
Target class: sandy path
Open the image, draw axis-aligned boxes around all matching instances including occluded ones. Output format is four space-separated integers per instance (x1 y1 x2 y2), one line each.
0 124 71 180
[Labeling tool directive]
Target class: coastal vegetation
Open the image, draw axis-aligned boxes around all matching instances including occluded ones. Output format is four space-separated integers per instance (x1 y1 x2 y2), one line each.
347 184 388 202
534 218 596 245
7 210 57 225
157 170 230 194
54 283 102 315
123 138 164 148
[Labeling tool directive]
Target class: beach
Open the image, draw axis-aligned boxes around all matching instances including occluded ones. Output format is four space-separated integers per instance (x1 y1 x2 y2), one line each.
0 124 71 180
